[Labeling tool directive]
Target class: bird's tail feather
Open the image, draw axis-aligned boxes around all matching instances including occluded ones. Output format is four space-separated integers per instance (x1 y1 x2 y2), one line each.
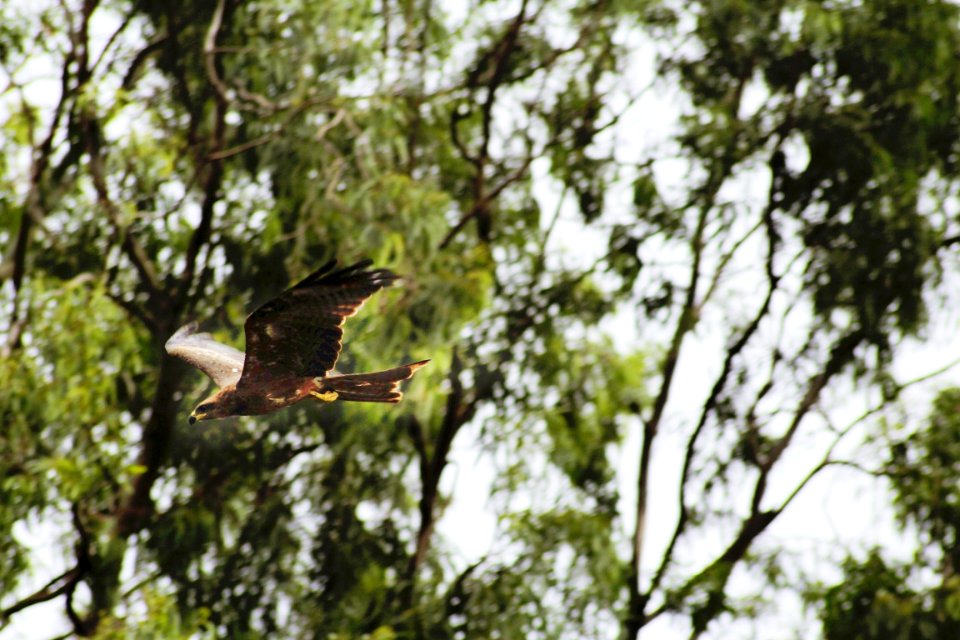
319 360 430 403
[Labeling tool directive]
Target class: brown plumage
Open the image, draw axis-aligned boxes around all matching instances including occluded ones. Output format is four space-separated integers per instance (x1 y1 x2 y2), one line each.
165 260 429 423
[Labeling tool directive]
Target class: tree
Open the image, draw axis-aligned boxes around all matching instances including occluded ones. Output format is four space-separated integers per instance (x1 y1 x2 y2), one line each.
0 0 958 638
814 389 960 640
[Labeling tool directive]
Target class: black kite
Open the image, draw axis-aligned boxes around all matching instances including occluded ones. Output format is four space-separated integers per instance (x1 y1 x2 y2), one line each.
165 260 428 423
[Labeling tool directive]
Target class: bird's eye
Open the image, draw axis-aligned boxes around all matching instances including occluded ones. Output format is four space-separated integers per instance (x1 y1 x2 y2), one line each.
196 403 213 412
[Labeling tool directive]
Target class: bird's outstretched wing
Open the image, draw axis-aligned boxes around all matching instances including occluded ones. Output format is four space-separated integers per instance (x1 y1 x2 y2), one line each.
238 260 398 389
165 322 246 388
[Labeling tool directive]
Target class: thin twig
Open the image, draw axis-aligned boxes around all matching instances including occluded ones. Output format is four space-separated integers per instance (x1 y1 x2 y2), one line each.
202 0 230 105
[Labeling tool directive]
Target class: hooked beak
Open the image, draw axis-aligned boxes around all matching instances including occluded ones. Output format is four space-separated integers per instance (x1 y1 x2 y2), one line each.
188 412 206 425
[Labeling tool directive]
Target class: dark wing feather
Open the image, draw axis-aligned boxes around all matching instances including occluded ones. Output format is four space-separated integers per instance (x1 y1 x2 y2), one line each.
237 260 398 388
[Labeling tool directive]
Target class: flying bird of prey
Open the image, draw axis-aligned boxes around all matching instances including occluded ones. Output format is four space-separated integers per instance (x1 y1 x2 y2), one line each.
166 260 429 423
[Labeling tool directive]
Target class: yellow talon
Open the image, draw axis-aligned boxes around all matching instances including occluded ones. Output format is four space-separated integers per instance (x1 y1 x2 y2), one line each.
310 390 339 402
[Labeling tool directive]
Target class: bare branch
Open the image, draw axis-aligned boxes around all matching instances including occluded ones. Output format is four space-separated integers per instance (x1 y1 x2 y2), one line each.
1 568 80 621
202 0 278 115
121 34 170 90
625 74 750 638
645 149 787 601
625 202 710 634
117 354 186 537
779 352 960 512
439 152 536 250
646 253 779 601
403 349 481 611
202 0 230 107
82 120 163 297
2 9 80 347
89 9 133 78
65 503 94 635
441 0 530 248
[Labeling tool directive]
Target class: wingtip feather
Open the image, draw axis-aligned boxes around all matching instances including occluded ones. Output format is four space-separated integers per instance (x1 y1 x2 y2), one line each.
407 359 431 372
165 321 199 351
294 258 398 290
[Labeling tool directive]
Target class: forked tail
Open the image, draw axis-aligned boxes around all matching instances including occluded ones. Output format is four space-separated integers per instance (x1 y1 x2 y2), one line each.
318 360 430 403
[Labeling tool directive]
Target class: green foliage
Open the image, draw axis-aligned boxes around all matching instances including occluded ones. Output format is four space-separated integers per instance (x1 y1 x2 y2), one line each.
815 551 960 640
2 0 960 639
542 341 646 496
890 388 960 548
813 389 960 638
92 587 217 640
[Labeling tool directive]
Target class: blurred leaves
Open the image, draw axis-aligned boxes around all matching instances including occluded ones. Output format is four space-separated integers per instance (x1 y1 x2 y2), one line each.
2 0 960 639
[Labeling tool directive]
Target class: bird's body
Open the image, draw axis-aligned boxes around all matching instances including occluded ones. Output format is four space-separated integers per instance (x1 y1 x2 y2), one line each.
165 260 428 423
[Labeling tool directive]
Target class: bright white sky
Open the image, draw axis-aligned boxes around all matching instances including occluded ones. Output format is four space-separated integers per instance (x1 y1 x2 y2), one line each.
5 2 960 639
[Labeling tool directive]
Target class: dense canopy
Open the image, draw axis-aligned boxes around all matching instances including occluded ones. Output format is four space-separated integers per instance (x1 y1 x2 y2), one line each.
2 0 960 638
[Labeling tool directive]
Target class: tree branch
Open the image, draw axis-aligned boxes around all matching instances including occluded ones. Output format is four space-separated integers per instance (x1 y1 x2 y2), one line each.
2 12 78 348
65 503 94 636
177 0 230 311
202 0 230 107
441 0 530 248
116 354 186 537
121 34 170 90
202 0 278 114
1 568 80 621
625 201 710 634
645 151 786 603
625 72 750 638
75 32 163 302
402 349 479 610
648 327 867 638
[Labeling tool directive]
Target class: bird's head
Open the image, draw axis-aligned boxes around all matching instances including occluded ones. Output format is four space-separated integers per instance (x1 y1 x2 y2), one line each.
189 387 250 424
189 390 233 424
